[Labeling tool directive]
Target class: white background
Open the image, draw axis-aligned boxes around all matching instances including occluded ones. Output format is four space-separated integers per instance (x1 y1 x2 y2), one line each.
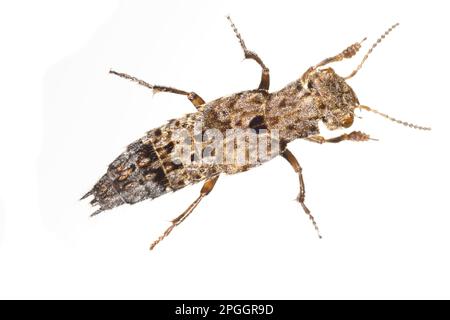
0 0 449 299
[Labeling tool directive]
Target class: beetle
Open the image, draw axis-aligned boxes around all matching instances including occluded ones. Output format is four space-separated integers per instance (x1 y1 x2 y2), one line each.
82 17 430 250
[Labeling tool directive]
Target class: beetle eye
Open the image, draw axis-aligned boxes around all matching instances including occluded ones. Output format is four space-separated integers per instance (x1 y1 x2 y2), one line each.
342 113 354 128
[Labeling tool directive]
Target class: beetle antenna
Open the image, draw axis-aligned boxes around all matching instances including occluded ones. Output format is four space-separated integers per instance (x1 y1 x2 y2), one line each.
358 105 431 130
345 23 399 80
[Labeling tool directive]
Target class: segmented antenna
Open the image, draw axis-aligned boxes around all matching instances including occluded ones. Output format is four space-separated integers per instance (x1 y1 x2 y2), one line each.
345 23 400 80
358 105 431 130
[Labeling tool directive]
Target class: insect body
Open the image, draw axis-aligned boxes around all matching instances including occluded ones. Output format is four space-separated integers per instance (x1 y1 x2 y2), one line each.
82 17 430 250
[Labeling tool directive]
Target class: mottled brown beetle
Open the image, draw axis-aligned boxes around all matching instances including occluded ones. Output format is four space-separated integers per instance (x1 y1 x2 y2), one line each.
82 17 430 250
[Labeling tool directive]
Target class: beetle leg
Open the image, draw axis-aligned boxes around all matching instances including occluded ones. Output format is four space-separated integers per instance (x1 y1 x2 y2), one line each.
281 149 321 239
305 131 375 144
150 175 220 250
109 70 205 109
227 16 270 91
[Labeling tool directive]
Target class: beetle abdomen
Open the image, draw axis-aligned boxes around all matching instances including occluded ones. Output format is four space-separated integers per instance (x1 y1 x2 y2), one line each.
83 113 220 215
82 136 171 215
